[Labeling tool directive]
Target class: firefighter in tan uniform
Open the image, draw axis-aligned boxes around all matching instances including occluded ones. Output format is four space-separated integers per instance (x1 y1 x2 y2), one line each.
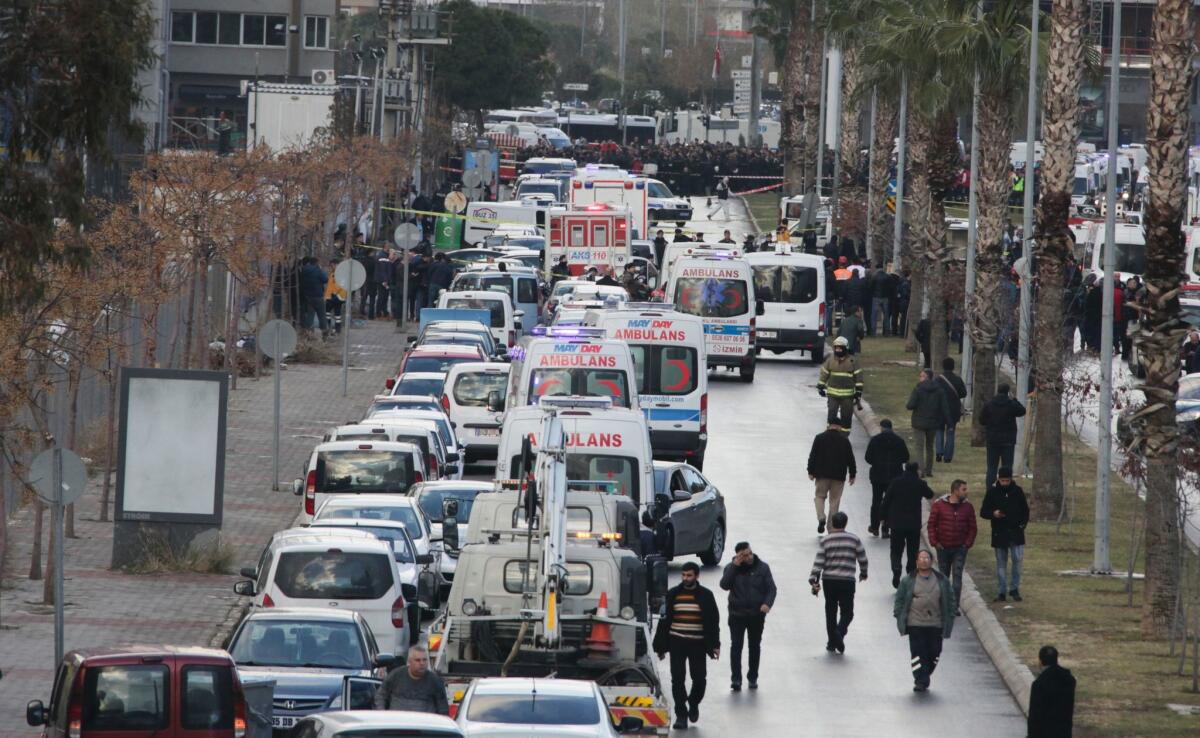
817 336 864 430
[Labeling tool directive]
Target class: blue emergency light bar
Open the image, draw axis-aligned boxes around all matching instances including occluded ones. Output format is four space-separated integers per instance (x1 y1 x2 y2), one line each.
538 326 609 339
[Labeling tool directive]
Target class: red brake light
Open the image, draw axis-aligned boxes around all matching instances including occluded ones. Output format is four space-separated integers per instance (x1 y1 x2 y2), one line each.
428 454 439 477
750 316 757 344
414 470 424 483
67 671 83 738
508 330 516 348
392 595 406 628
700 393 708 434
263 592 275 608
385 377 396 390
441 394 451 413
305 470 317 516
819 302 826 331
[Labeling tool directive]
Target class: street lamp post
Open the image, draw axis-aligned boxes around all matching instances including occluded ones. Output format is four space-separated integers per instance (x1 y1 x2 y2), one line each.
1014 0 1039 476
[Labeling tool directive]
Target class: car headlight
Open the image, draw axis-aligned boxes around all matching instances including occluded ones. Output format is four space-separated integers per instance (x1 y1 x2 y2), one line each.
462 598 479 616
619 606 636 620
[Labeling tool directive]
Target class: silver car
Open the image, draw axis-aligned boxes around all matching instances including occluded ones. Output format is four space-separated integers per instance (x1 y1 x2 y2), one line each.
649 461 728 566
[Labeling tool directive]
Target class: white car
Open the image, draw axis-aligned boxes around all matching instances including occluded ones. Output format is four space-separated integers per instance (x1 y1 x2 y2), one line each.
407 480 494 595
313 494 447 605
390 371 448 398
290 710 464 738
294 441 427 523
366 409 464 480
456 678 642 737
443 362 511 462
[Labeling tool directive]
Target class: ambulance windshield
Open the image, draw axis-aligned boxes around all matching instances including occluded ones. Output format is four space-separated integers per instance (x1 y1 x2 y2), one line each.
673 277 750 317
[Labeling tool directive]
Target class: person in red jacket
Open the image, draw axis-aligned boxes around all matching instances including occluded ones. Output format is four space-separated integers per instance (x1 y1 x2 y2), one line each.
926 479 977 612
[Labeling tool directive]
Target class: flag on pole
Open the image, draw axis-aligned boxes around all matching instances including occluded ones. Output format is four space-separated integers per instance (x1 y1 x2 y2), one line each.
711 40 722 80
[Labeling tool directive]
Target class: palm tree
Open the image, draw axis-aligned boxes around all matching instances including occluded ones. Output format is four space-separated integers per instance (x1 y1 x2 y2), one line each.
867 95 898 267
1137 0 1192 640
753 0 815 194
1029 0 1088 518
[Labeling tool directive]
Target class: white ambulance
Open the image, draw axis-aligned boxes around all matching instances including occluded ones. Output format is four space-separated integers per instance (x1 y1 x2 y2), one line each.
493 397 655 513
659 242 743 286
546 205 633 277
503 327 641 411
569 167 649 238
666 254 762 382
586 305 709 469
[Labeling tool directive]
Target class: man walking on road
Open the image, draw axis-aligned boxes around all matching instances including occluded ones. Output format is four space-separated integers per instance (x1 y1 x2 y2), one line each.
720 542 777 691
808 423 856 534
981 383 1027 488
906 368 950 477
374 645 449 714
981 467 1030 602
927 479 977 612
865 418 910 537
1028 645 1076 738
935 357 968 463
707 176 731 220
654 562 720 730
809 511 868 654
893 549 956 692
881 462 934 588
817 337 863 429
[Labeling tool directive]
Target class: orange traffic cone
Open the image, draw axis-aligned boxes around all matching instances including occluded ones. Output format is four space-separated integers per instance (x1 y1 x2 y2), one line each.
583 592 616 657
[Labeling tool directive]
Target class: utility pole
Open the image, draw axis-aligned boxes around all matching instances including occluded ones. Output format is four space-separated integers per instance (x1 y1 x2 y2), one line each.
660 0 667 58
891 73 907 269
865 87 877 261
1094 0 1122 575
618 0 627 103
829 45 844 226
964 2 982 405
748 27 762 148
1014 0 1039 476
815 36 828 198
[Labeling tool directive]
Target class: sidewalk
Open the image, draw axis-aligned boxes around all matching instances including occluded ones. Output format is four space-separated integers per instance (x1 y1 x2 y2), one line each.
0 320 407 735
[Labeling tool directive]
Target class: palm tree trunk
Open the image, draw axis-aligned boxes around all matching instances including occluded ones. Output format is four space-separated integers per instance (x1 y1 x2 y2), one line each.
801 13 824 190
782 1 811 194
925 110 960 370
836 44 865 241
907 113 932 357
868 96 898 268
969 90 1016 445
1030 0 1088 519
1139 0 1193 640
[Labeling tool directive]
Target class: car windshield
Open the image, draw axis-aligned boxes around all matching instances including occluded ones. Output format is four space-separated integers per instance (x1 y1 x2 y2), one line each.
674 277 750 317
1099 241 1147 275
514 452 639 503
506 237 545 250
423 334 483 348
316 505 424 540
395 376 447 397
316 450 413 494
273 551 394 600
530 368 630 407
518 183 561 198
418 486 483 522
310 524 415 562
445 298 506 327
404 356 479 373
454 371 510 407
647 181 674 198
230 618 368 669
752 265 818 304
466 693 600 725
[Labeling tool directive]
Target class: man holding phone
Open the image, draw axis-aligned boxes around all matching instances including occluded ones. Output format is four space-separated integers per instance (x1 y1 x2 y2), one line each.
720 542 777 691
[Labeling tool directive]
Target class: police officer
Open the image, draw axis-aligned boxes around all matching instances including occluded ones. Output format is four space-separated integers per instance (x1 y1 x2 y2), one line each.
817 337 863 430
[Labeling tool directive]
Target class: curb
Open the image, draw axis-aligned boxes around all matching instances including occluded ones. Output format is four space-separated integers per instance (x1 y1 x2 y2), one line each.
736 194 761 234
853 397 1034 715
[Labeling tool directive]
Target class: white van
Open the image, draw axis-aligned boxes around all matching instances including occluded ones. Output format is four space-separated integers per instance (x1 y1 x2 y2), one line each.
443 362 511 462
437 290 522 350
238 528 411 653
293 440 427 523
504 327 641 411
667 254 762 382
1085 222 1146 283
493 399 655 512
325 423 454 481
746 247 827 363
463 200 561 246
448 265 542 335
659 242 742 286
586 305 709 468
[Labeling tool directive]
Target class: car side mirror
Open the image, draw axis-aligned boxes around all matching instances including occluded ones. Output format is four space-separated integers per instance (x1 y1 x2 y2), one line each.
444 463 460 476
233 580 256 597
617 716 645 734
292 479 303 496
446 451 461 463
646 554 669 599
514 310 525 318
756 299 766 317
373 653 395 668
487 390 505 413
417 570 439 609
239 567 257 579
415 553 435 566
672 488 692 502
443 516 460 550
406 335 417 343
26 700 46 727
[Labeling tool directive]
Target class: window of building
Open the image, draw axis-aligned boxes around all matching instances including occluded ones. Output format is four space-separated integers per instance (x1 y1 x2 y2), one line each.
195 12 218 44
171 11 194 43
218 13 240 45
173 11 286 47
266 15 288 46
242 14 265 45
305 16 329 49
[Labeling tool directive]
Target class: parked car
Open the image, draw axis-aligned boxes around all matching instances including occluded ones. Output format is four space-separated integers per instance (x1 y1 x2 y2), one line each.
294 440 427 522
26 645 248 737
455 678 642 737
407 480 494 595
393 346 488 379
287 710 464 738
649 460 727 565
442 362 511 462
390 372 449 398
227 608 393 731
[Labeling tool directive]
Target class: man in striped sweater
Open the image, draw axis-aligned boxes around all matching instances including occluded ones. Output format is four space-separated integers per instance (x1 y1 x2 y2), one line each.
809 511 869 654
653 562 720 730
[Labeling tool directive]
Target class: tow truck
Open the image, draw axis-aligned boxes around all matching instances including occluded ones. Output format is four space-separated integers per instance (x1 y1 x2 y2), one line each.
426 397 671 734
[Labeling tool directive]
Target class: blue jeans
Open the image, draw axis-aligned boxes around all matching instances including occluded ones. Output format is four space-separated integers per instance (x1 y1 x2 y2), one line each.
995 545 1024 594
936 546 967 609
871 297 890 336
935 424 957 462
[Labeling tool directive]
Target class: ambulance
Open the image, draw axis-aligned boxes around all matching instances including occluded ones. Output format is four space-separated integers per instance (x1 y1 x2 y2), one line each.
493 397 655 513
569 166 649 238
502 326 641 411
659 242 742 286
586 305 709 469
546 205 633 276
666 254 762 382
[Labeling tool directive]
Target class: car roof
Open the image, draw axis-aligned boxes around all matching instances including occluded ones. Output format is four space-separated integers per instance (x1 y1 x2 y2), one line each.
317 494 417 509
381 394 440 403
374 409 449 422
425 321 490 332
270 530 393 552
309 518 417 537
315 440 420 453
64 646 235 665
240 607 363 623
408 346 485 357
442 290 509 302
445 361 510 376
367 417 439 433
470 677 599 697
314 711 463 731
397 372 449 380
410 480 494 492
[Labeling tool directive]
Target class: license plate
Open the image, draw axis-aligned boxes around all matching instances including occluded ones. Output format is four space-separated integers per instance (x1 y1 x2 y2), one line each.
758 330 778 338
476 427 500 437
272 717 297 729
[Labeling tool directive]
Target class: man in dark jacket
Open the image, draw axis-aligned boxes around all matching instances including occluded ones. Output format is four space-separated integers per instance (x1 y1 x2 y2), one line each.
426 252 455 306
864 418 910 537
906 369 950 478
981 466 1030 602
654 229 669 268
719 542 777 691
927 479 977 611
980 384 1027 488
298 257 329 335
881 462 933 587
373 248 395 319
868 266 894 336
893 549 956 692
654 562 720 729
1027 645 1075 738
807 423 857 534
935 357 968 463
